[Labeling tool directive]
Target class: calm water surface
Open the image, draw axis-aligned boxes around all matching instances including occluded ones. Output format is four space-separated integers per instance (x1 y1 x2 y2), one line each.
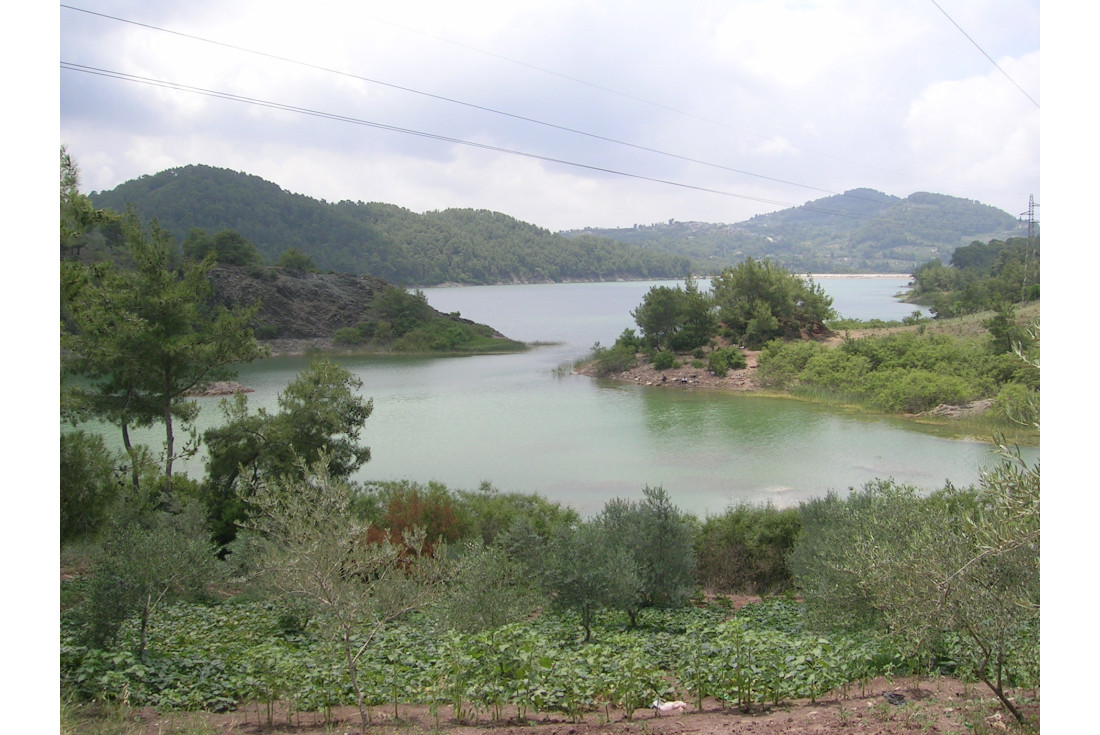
117 278 1038 517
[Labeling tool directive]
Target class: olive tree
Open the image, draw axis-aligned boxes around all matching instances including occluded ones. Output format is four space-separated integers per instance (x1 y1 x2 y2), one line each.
597 486 696 624
536 521 640 642
74 501 224 662
790 458 1039 724
239 458 450 732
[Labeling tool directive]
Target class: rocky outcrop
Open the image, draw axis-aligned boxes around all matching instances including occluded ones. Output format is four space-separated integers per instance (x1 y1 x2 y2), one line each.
207 265 390 339
186 381 254 396
206 265 509 356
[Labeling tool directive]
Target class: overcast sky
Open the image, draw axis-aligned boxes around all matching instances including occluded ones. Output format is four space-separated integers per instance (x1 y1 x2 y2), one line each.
59 0 1039 231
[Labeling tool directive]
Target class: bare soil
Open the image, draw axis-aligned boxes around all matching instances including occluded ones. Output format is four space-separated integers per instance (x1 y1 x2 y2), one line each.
101 676 1038 734
572 348 765 393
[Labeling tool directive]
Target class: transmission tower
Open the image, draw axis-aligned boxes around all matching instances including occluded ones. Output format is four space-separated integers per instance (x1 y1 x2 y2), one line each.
1019 195 1038 303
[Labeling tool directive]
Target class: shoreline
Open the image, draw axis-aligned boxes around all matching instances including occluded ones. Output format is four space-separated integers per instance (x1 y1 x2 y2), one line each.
421 273 914 288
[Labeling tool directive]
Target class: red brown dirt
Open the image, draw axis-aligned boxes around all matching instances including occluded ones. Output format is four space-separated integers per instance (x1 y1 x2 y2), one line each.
105 676 1038 734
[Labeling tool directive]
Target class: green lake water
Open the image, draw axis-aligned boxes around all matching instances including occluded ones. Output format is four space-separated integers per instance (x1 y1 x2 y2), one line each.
87 278 1038 517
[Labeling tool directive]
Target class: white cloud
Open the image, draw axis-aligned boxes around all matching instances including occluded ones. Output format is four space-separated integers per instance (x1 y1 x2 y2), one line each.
60 0 1040 229
903 51 1039 205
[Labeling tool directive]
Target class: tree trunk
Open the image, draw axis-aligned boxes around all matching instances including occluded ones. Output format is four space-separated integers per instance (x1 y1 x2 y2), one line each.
122 424 141 493
342 626 370 731
162 398 175 500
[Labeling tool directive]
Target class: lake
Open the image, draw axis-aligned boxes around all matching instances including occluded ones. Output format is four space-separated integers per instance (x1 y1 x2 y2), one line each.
118 275 1031 519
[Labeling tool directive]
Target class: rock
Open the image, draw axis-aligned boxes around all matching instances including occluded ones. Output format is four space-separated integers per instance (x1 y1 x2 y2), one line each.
187 381 254 396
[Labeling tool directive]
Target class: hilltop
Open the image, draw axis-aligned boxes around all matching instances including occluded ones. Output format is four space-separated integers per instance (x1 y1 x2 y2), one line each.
562 188 1025 273
91 168 1026 284
89 166 691 286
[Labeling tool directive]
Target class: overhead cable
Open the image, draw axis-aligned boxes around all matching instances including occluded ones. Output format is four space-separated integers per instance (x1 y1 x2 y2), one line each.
61 61 883 220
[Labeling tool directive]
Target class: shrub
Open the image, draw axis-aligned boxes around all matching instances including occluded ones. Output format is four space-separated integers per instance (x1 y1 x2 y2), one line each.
991 382 1039 425
695 502 800 594
708 346 748 376
755 340 825 389
61 431 126 543
333 326 366 345
866 368 974 413
276 247 318 272
591 342 638 376
799 348 872 394
652 350 678 370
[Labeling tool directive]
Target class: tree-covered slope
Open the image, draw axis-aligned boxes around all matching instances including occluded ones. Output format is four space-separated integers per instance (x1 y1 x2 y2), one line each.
564 188 1025 273
90 165 692 285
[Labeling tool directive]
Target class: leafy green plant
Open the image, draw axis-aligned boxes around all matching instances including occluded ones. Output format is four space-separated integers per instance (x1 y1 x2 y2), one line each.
652 350 678 370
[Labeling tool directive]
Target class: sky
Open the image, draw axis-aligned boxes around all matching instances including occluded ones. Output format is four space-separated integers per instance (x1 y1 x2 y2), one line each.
58 0 1040 231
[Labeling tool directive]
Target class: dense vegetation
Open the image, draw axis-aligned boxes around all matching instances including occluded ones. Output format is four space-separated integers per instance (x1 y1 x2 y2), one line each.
62 465 1039 726
88 167 1028 285
88 165 692 285
590 249 1039 436
61 149 1039 729
331 284 521 353
909 236 1040 318
564 189 1025 274
590 258 836 377
756 327 1039 419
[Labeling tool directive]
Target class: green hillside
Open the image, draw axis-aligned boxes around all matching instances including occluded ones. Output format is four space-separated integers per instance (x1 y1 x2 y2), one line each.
90 165 692 285
563 188 1026 273
91 167 1028 281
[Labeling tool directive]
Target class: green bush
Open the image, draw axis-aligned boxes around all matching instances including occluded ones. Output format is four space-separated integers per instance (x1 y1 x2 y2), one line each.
799 348 871 394
61 431 125 543
694 502 800 594
276 247 317 272
755 340 825 389
706 346 746 377
591 343 638 376
333 325 366 345
865 368 974 413
652 350 678 370
991 382 1039 425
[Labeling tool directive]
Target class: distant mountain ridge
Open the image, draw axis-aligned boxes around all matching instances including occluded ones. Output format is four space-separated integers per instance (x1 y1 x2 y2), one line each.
562 188 1027 274
91 166 1026 282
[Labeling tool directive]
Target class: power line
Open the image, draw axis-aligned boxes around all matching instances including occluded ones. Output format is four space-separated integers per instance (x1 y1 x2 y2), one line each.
58 3 880 201
63 61 923 226
61 61 826 212
314 1 915 179
928 0 1039 108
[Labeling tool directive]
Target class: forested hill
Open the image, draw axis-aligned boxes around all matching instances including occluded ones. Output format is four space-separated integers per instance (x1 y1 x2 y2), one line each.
89 165 692 286
562 189 1027 273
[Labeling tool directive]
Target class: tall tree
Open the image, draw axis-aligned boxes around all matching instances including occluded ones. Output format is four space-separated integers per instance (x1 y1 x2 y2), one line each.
201 358 374 546
631 277 714 352
63 210 265 499
710 258 835 348
60 145 115 259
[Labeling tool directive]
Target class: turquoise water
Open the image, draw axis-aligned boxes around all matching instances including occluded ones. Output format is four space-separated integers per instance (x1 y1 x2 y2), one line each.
85 278 1035 518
